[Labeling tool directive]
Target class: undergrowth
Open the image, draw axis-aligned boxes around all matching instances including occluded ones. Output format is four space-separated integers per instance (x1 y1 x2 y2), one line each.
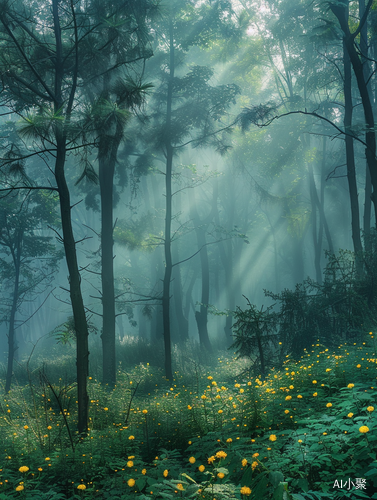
1 335 377 499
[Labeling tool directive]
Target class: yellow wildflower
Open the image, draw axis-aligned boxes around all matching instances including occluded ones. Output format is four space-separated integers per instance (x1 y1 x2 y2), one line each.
240 486 252 495
359 426 369 433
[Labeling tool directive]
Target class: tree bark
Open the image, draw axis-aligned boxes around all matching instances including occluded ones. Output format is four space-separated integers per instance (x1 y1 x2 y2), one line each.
5 228 22 393
99 127 122 388
171 254 189 343
189 189 212 352
53 0 89 434
359 0 373 241
308 164 322 283
161 18 174 380
343 35 363 273
331 0 377 227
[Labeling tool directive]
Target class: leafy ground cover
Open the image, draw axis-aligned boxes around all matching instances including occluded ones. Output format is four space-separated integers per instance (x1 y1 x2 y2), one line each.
1 336 377 499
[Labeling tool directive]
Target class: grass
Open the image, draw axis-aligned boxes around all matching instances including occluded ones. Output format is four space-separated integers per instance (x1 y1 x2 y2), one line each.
1 335 377 499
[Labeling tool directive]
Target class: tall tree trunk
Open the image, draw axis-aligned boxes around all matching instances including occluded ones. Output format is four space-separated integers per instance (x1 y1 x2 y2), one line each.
171 193 189 343
171 256 189 342
99 128 122 388
213 176 235 344
162 18 174 380
184 268 198 322
189 189 212 352
318 134 335 257
308 164 322 283
343 36 363 273
359 0 373 242
5 229 22 393
55 135 89 435
331 1 377 227
53 0 89 434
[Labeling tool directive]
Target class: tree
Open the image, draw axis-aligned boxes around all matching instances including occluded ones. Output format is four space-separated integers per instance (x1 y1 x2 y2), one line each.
78 0 155 386
0 191 60 392
143 0 241 378
0 0 91 433
330 0 377 227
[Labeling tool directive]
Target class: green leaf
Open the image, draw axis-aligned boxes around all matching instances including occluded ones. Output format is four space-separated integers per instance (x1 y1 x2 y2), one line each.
269 471 285 488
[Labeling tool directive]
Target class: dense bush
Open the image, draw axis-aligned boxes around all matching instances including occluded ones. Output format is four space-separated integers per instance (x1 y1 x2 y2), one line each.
231 243 377 375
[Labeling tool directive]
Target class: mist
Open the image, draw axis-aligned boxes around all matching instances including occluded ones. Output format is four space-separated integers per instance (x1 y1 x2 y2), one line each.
0 1 376 497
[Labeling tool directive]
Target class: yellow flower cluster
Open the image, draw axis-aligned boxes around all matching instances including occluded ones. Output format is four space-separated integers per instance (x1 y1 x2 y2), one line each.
240 486 252 495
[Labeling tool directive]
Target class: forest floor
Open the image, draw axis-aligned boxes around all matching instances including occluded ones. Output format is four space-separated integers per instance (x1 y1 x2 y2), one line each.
1 336 377 499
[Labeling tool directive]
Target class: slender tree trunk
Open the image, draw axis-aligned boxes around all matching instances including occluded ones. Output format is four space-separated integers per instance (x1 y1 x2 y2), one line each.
5 229 22 393
308 164 322 283
331 1 377 227
343 37 363 273
189 190 212 352
99 127 122 388
184 268 198 322
172 257 189 342
213 176 235 344
171 193 189 343
55 136 89 434
162 18 174 380
318 135 334 257
99 154 116 387
194 234 212 353
359 0 373 241
53 0 89 435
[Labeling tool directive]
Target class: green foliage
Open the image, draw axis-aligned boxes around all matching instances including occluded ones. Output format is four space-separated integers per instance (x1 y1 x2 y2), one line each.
1 337 377 498
230 297 278 377
232 243 377 367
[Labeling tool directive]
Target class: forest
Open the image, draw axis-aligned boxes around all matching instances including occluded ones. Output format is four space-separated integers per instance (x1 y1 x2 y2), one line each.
1 0 377 498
